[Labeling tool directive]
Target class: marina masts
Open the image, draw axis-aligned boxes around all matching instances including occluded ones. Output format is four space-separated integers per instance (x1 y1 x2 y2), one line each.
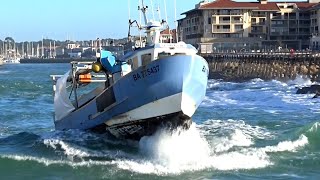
41 37 44 57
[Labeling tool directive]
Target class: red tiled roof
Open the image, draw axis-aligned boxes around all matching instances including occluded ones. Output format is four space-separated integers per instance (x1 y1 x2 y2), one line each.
200 0 257 9
295 2 318 10
199 0 279 10
182 0 320 15
199 0 320 11
256 3 279 11
160 28 176 35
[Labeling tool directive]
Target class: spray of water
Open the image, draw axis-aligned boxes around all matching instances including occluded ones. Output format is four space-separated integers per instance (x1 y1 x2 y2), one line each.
139 124 211 171
0 120 310 175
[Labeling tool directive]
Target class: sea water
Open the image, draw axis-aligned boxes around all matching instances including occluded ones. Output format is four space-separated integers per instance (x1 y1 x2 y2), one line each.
0 64 319 179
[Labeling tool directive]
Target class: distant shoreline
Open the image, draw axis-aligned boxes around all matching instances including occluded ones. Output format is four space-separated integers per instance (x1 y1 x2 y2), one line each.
20 58 96 63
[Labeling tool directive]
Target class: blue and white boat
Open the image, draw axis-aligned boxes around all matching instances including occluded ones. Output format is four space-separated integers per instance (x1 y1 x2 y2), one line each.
51 1 208 140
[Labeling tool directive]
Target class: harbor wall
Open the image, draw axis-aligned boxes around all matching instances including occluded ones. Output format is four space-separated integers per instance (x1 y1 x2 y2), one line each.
204 53 320 82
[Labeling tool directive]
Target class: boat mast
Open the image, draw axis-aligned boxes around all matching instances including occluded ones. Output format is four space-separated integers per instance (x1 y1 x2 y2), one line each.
31 42 34 57
36 43 39 57
49 41 52 58
26 42 29 58
53 40 56 58
41 36 44 58
22 42 24 58
13 42 16 59
140 0 148 25
174 0 178 42
163 0 168 25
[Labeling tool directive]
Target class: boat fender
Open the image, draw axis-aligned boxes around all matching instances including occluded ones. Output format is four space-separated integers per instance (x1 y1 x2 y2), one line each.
92 62 103 73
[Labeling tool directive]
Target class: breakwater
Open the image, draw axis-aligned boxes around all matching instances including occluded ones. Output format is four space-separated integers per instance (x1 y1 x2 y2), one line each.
204 53 320 82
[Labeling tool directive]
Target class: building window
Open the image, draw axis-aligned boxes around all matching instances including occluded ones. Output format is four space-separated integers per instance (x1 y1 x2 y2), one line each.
208 17 211 24
235 25 243 30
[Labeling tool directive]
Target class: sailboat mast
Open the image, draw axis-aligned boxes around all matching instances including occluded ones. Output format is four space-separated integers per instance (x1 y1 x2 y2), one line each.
174 0 178 42
49 41 52 58
53 41 56 58
22 42 24 58
36 43 39 57
31 42 34 57
41 37 44 57
27 42 29 57
163 0 168 24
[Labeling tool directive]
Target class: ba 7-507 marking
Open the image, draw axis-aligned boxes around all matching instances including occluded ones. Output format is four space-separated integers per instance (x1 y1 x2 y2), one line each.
133 65 160 81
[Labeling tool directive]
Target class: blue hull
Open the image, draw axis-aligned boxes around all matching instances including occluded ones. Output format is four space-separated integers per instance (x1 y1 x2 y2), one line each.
55 55 208 139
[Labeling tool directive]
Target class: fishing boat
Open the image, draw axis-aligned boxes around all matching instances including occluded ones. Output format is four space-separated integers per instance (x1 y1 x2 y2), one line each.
51 1 209 140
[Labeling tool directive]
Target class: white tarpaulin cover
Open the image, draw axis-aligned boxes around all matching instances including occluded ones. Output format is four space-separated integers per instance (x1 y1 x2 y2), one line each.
54 71 75 121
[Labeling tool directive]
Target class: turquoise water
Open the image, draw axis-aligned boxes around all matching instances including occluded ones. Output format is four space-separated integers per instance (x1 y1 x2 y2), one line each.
0 64 319 179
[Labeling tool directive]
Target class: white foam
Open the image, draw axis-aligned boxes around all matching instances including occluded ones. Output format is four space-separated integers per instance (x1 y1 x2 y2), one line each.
264 110 279 114
210 129 253 153
199 119 275 140
287 75 313 87
0 154 112 167
308 122 320 133
114 123 273 174
1 121 310 175
139 125 211 171
262 135 308 153
43 139 92 158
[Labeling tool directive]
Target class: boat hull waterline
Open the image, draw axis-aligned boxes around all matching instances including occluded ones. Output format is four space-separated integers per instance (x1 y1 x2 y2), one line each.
54 55 209 140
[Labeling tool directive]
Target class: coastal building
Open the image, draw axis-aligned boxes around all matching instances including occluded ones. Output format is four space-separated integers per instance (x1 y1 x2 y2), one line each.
66 43 80 49
160 28 177 43
178 0 320 52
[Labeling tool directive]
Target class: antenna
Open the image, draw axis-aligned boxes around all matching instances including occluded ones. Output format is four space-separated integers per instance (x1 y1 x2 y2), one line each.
128 0 131 20
150 0 155 21
139 0 143 47
141 0 148 25
157 4 161 21
163 0 168 24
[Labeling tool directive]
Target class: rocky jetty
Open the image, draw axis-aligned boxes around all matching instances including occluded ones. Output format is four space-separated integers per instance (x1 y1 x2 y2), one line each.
296 85 320 94
204 53 320 82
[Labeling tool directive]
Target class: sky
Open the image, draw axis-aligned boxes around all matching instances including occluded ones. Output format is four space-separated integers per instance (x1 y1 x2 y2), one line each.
0 0 200 42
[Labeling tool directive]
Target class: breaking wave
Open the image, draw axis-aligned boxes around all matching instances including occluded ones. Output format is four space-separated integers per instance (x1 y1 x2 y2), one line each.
0 120 311 175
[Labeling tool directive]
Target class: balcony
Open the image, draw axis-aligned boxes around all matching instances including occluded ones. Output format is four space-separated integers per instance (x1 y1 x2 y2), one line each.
272 16 282 20
230 12 242 16
252 22 266 26
311 14 317 19
299 23 310 27
234 29 244 32
270 31 289 36
251 13 266 17
251 30 264 34
219 20 231 24
299 16 310 20
212 29 231 33
219 11 230 15
232 20 243 24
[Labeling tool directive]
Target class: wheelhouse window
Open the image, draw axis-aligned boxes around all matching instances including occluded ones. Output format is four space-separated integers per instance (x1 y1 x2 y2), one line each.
133 56 139 70
158 52 171 59
141 53 152 66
